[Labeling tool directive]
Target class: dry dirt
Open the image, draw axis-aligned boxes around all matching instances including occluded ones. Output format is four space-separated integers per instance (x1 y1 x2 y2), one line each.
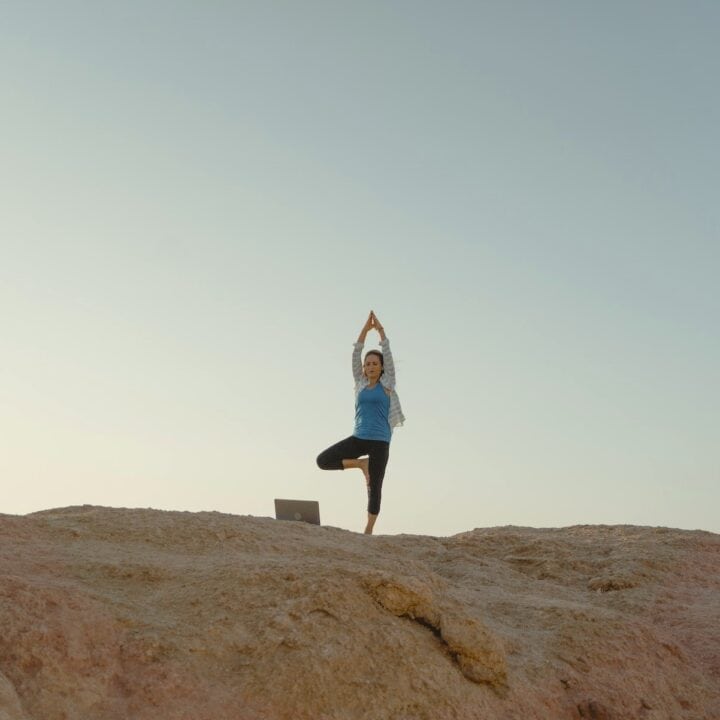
1 506 718 719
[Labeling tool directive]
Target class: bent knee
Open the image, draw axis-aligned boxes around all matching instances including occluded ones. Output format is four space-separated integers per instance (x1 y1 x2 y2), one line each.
316 452 333 470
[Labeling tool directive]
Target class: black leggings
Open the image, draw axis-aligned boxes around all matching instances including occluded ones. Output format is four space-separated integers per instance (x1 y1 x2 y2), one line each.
316 436 390 516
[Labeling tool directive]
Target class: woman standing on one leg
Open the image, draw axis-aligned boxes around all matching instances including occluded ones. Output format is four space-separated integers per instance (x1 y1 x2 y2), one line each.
316 311 405 534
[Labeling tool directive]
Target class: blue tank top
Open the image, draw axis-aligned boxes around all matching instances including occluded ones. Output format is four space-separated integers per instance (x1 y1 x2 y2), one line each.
353 383 391 442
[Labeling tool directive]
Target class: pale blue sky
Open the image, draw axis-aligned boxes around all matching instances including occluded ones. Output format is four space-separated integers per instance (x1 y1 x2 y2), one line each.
2 2 718 535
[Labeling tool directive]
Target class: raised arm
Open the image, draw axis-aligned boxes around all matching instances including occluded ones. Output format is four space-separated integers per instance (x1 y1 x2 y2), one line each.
353 311 375 382
357 311 375 344
371 311 386 342
371 312 397 390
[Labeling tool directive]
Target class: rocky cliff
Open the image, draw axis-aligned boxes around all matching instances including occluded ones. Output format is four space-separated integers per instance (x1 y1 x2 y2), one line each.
1 506 718 719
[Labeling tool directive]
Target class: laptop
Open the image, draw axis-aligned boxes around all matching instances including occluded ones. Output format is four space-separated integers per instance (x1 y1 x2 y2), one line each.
274 499 321 525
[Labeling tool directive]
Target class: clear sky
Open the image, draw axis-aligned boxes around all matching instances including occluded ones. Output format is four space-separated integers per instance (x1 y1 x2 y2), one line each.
2 2 718 535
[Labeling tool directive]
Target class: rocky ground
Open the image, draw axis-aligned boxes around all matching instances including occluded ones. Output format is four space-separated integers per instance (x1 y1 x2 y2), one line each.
1 506 718 719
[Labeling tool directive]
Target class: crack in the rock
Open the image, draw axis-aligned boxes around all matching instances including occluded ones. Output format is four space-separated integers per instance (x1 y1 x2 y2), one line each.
366 578 508 690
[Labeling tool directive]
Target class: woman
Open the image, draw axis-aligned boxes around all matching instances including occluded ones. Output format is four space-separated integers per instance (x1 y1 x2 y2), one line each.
316 310 405 534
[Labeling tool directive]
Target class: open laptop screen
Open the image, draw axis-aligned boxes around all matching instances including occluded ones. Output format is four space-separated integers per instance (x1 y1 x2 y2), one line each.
274 499 320 525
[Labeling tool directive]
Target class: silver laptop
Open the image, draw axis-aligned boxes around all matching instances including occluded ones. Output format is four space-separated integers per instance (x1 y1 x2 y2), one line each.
274 499 321 525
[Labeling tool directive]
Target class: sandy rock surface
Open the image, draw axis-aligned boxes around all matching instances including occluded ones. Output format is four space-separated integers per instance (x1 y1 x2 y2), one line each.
1 506 718 720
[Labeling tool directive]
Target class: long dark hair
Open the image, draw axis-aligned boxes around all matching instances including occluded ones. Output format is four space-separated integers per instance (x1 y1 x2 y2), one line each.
364 350 384 377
